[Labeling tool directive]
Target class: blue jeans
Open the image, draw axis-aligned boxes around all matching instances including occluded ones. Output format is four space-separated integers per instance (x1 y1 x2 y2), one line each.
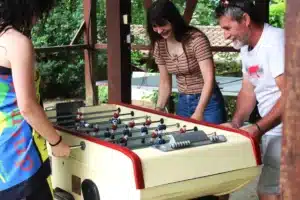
176 86 227 124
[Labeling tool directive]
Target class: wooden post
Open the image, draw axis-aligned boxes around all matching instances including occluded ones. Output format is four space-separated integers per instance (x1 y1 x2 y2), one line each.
83 0 98 105
183 0 198 24
280 0 300 199
106 0 132 104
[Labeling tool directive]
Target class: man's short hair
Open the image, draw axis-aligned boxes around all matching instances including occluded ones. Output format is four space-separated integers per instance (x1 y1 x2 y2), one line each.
215 0 264 24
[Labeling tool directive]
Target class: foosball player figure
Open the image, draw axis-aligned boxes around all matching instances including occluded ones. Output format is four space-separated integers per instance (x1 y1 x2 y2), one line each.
119 134 128 146
123 125 132 137
128 120 135 129
180 125 187 134
157 123 166 135
92 123 100 129
155 135 166 145
110 131 115 140
78 120 87 128
111 119 118 131
111 117 120 125
104 127 111 138
150 129 158 144
140 123 148 144
145 117 152 127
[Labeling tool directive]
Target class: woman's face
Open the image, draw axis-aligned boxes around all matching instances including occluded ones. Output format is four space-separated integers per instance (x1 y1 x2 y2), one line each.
152 21 172 39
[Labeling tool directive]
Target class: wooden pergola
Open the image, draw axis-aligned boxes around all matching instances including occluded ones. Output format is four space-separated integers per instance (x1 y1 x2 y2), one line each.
35 0 299 199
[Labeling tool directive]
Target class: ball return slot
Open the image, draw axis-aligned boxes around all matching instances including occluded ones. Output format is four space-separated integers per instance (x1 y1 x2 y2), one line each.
153 131 227 152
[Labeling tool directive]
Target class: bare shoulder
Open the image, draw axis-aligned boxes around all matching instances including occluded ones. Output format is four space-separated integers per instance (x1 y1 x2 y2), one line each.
2 29 34 59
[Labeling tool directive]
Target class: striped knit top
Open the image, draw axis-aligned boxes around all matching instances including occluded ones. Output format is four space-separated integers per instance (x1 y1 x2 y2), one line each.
153 30 213 94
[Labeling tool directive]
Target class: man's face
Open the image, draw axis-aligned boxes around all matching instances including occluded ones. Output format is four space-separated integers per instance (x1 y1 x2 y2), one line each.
219 15 250 49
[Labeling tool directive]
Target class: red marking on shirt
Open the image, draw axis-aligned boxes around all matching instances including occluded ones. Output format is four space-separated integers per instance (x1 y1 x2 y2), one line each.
0 75 9 80
12 129 22 137
247 65 261 78
15 155 33 171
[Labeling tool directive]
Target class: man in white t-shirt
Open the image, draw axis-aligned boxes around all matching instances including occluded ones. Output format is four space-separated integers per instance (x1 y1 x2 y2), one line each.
215 1 284 200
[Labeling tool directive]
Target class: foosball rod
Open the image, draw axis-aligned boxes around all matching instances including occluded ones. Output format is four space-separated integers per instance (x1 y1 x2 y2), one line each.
129 118 164 127
75 120 167 135
79 111 134 121
109 126 180 143
70 141 86 150
51 114 142 127
48 107 121 120
92 116 146 127
77 107 121 116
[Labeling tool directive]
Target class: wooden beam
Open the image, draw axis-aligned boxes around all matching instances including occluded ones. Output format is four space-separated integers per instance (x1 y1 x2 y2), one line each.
35 44 88 53
95 43 238 52
83 0 98 106
34 43 238 54
106 0 132 104
70 21 85 45
280 0 300 199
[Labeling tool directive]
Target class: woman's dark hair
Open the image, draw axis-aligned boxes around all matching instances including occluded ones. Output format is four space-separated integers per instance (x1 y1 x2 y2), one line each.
215 0 264 25
146 0 199 50
0 0 56 35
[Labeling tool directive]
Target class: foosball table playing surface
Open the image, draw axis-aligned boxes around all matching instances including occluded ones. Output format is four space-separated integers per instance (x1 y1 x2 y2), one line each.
46 102 262 200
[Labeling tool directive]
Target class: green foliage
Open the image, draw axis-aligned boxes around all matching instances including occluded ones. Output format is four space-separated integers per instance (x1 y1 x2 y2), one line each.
98 86 108 103
269 0 286 28
215 52 242 76
32 0 83 46
191 0 219 25
38 52 85 98
132 0 146 25
32 0 109 99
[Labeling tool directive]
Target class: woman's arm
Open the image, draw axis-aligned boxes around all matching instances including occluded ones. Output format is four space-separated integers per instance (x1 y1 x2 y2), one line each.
156 64 172 111
191 58 214 120
7 31 70 157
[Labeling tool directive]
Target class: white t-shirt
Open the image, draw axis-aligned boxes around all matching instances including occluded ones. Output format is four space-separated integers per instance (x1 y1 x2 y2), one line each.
240 23 284 136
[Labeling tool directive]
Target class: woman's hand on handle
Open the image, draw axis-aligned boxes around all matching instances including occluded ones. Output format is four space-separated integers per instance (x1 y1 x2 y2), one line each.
50 136 71 157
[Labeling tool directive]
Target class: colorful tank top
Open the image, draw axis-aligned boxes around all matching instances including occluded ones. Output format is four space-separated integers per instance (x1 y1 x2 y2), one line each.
0 67 51 198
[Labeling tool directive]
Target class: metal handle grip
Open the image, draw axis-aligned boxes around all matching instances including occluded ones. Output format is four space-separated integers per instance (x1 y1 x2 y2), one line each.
70 141 86 150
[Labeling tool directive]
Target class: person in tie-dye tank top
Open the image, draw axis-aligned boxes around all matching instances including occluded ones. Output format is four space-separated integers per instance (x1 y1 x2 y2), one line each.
0 1 71 200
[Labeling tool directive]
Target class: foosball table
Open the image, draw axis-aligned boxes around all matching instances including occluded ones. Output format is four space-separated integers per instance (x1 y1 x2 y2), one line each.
46 102 262 200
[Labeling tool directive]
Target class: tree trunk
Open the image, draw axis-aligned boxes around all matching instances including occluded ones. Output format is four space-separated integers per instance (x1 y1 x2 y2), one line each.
280 0 300 199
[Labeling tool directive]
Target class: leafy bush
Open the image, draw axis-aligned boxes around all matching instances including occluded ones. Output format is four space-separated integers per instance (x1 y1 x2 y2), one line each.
269 0 286 28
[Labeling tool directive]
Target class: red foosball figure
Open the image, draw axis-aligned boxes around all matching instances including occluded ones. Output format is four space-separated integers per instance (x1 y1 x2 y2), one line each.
128 120 135 128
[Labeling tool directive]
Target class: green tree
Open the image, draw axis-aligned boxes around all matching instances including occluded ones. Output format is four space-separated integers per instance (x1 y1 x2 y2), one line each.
269 0 286 28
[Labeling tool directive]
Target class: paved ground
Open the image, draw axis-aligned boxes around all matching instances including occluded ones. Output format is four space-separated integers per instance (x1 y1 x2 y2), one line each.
229 177 258 200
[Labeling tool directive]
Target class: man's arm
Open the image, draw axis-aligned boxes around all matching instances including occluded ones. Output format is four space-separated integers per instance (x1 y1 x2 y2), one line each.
227 77 257 128
255 74 284 133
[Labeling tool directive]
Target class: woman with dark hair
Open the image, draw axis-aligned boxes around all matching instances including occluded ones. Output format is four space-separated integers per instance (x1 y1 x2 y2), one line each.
146 1 229 199
0 1 70 200
147 0 227 125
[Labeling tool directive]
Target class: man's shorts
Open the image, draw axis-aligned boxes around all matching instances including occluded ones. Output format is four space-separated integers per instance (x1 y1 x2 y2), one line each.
257 135 281 195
